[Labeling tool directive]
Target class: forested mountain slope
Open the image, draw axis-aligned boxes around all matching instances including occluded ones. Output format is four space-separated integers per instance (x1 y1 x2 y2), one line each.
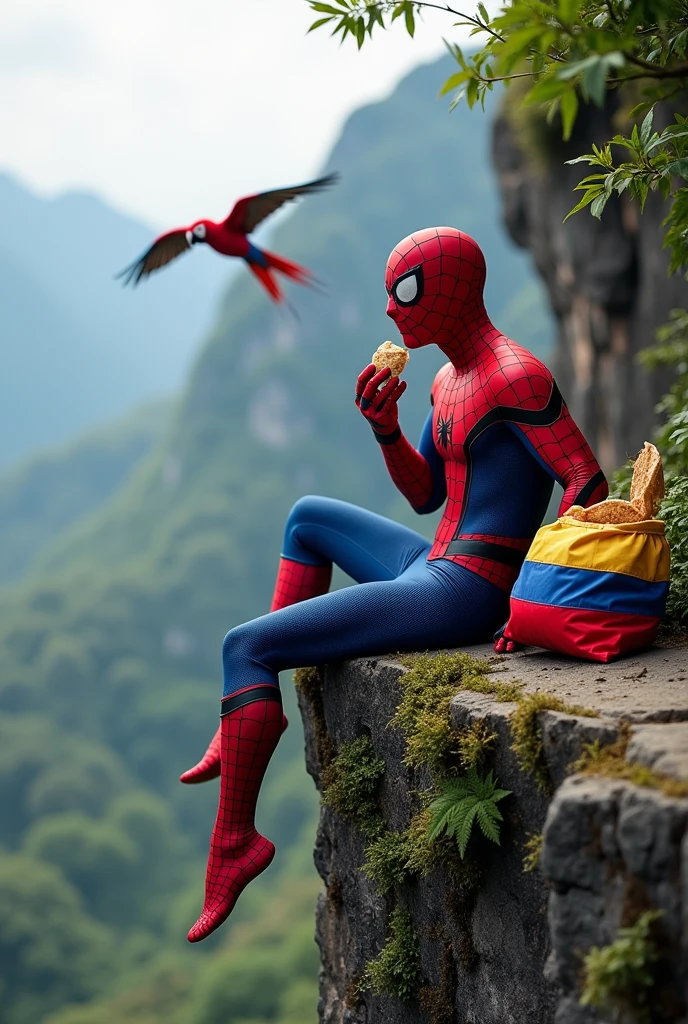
0 56 553 1024
0 400 169 584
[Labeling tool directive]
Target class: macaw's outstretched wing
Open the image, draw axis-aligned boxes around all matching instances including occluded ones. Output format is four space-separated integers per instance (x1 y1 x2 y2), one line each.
223 172 339 235
116 228 192 286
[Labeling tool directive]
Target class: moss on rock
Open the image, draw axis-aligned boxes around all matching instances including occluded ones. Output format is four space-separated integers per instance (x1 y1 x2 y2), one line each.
510 691 597 791
574 727 688 799
294 665 336 772
364 906 421 1001
321 735 386 837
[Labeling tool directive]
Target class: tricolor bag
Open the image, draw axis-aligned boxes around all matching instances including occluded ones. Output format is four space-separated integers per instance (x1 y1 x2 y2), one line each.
502 516 670 663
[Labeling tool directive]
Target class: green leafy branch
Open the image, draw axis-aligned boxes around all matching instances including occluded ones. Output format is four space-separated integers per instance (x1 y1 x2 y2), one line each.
307 1 688 113
565 108 688 273
427 767 511 858
306 0 688 274
307 1 497 49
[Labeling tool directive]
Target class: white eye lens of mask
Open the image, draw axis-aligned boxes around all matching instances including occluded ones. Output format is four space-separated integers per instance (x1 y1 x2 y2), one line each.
394 275 418 303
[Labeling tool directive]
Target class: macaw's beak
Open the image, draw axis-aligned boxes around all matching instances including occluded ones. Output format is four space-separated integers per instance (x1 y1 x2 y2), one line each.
186 230 194 245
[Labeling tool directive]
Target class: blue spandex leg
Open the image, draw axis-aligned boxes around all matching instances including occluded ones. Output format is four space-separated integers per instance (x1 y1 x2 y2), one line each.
222 554 508 695
281 495 431 582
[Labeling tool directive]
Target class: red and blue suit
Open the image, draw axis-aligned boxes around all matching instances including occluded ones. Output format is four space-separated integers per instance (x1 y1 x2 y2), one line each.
183 227 608 943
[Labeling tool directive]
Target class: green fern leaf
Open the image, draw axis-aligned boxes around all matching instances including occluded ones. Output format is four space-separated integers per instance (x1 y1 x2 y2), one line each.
427 811 449 842
469 767 491 796
443 801 464 837
446 796 478 840
478 800 503 825
428 784 472 839
457 803 479 857
476 800 501 844
428 795 459 840
427 770 511 857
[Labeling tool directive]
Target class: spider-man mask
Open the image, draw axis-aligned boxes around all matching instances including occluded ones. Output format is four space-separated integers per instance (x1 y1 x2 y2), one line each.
385 227 487 349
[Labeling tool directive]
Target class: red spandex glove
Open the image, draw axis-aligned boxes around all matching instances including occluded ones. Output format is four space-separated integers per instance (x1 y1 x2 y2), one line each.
355 364 407 439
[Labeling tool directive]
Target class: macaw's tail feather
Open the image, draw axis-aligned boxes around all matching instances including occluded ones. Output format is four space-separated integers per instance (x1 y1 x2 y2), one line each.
262 249 314 285
248 262 284 303
246 248 325 302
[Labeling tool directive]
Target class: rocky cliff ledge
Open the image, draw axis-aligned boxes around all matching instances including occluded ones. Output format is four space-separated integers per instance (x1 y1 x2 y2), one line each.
296 644 688 1024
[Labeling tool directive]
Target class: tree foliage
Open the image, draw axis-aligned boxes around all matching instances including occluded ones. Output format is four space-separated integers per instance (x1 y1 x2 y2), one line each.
0 855 113 1024
306 0 688 275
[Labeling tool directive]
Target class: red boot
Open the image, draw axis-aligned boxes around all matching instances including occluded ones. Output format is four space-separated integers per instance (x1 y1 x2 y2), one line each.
180 557 330 786
180 713 289 784
187 689 283 943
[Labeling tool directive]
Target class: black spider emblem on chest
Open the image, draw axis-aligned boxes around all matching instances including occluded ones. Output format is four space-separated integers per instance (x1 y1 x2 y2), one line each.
436 412 454 449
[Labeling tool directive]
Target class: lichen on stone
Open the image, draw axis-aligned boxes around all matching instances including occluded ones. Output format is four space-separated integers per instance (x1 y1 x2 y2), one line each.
389 652 517 866
402 808 437 877
395 651 518 735
362 830 410 894
509 691 597 791
363 906 421 1001
574 727 688 799
522 832 543 873
293 665 336 771
402 707 459 773
393 651 519 777
321 734 386 837
457 718 497 769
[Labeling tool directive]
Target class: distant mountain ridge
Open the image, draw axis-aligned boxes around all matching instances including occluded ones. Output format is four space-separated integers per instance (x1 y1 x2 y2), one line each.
0 173 229 467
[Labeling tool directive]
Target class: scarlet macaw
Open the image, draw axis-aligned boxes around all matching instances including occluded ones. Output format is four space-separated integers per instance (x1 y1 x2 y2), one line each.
117 173 338 302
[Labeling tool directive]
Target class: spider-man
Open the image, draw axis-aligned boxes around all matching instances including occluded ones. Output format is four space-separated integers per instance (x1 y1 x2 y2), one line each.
183 227 608 943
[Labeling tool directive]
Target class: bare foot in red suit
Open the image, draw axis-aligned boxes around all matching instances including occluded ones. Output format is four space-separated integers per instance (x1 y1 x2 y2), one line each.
179 557 330 785
187 694 283 942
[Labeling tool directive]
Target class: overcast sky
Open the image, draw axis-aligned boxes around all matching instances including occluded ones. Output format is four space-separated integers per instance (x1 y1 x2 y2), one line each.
0 0 454 228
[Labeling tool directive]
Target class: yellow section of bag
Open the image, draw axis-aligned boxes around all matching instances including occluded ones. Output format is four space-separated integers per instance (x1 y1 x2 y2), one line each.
525 516 670 583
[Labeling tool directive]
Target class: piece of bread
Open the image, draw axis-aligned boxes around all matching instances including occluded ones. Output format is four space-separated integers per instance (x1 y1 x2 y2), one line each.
372 341 409 378
566 500 645 524
630 441 664 519
565 441 664 525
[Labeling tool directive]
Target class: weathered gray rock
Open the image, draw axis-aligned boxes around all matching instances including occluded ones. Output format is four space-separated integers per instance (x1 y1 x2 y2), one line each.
300 645 688 1024
483 642 688 722
628 724 688 782
305 656 557 1024
542 776 688 1023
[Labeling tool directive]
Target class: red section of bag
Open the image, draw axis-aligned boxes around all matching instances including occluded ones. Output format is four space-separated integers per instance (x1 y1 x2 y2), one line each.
506 598 661 663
